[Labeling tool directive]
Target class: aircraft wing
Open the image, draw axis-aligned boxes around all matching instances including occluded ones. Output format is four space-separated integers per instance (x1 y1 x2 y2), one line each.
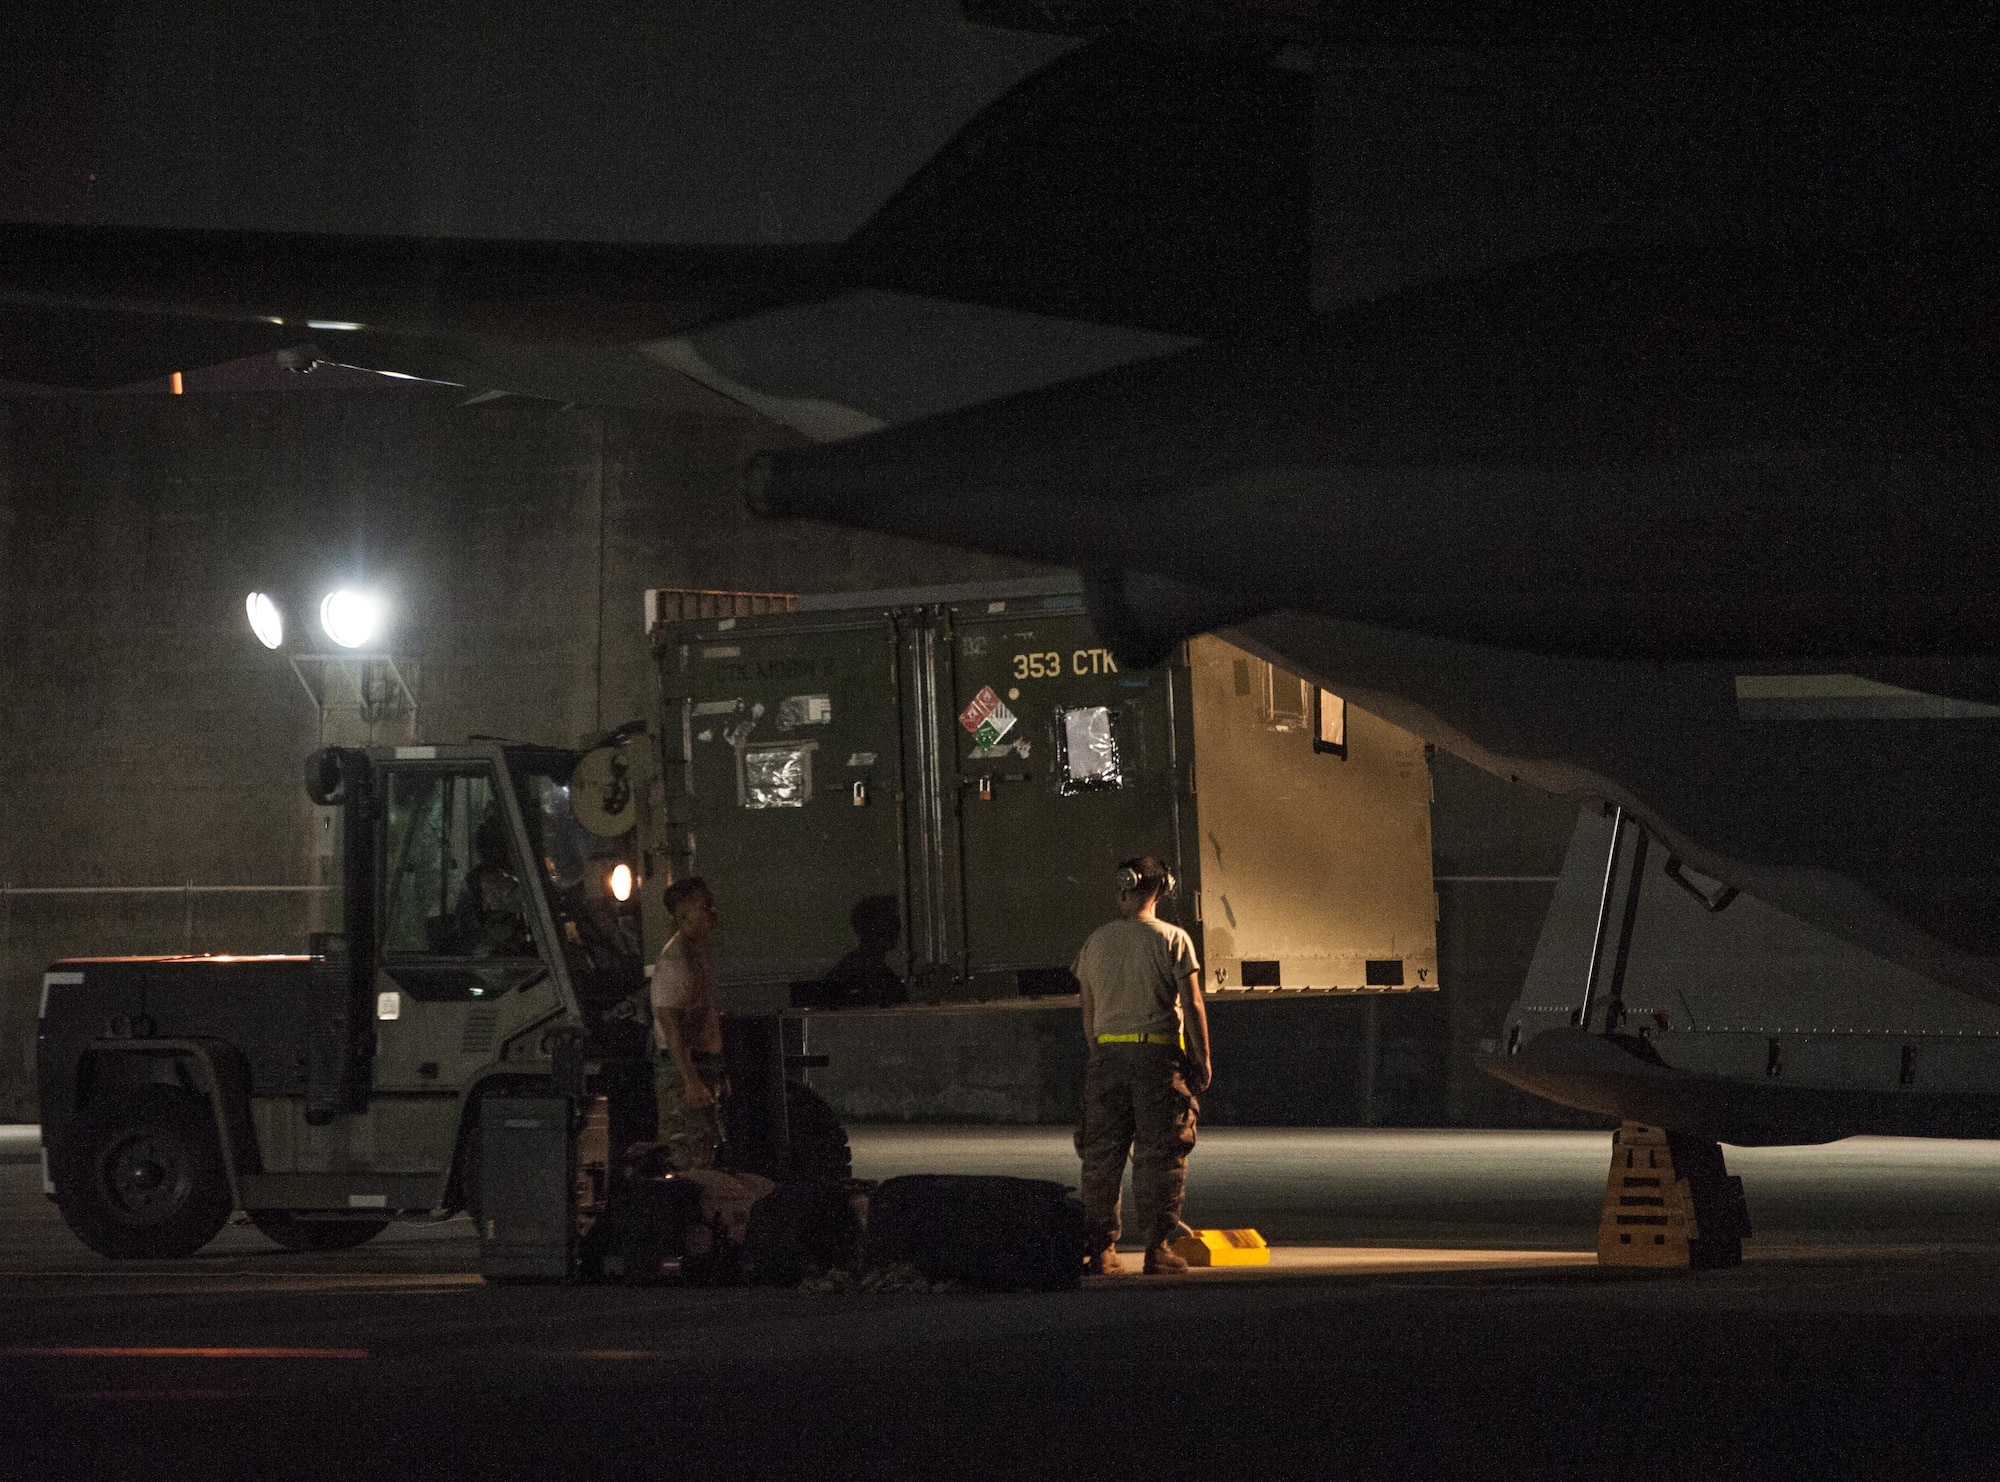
750 229 2000 1009
0 34 1308 438
0 222 849 430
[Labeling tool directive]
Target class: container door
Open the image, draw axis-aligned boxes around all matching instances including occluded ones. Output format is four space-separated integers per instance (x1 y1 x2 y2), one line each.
1185 635 1439 993
663 613 908 1009
939 596 1191 998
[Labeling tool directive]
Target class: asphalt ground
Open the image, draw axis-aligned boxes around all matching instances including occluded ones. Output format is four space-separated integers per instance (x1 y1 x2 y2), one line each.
4 1126 2000 1479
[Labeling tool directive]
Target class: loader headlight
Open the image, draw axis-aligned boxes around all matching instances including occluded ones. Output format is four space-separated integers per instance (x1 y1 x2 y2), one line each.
319 588 382 649
245 592 284 650
608 863 634 903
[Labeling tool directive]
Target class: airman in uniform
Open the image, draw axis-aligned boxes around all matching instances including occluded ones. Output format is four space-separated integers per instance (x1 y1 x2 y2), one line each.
1073 855 1212 1274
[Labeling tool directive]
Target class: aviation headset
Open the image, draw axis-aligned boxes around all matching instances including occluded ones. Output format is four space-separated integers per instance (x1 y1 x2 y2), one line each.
1116 862 1177 899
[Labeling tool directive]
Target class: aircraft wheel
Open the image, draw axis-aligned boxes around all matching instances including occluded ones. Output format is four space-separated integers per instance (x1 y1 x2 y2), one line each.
52 1085 233 1259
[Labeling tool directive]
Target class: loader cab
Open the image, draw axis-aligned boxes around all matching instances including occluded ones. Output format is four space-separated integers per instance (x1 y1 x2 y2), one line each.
360 744 646 1076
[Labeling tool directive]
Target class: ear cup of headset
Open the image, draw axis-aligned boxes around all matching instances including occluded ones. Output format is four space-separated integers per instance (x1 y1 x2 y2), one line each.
1116 865 1176 898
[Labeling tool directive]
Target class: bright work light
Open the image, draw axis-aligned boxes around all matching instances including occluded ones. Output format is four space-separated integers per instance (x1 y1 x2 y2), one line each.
319 589 382 649
245 592 284 650
608 863 634 903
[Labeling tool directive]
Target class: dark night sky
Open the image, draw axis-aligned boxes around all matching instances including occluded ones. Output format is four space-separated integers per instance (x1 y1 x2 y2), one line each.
0 1 1071 241
0 4 114 223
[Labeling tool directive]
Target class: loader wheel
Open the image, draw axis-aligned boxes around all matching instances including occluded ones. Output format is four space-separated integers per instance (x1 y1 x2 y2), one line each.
785 1081 852 1183
52 1086 233 1259
249 1211 391 1252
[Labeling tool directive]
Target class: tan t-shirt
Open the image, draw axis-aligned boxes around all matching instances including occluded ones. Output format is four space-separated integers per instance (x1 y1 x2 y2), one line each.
1072 917 1201 1039
650 932 723 1057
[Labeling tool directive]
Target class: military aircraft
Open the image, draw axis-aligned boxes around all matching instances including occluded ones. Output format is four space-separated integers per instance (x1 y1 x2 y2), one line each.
2 2 1995 1144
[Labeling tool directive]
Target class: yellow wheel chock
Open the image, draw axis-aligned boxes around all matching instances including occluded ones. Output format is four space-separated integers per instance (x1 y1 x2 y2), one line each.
1171 1228 1270 1266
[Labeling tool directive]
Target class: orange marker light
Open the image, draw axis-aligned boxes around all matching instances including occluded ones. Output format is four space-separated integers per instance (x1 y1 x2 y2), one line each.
608 863 634 903
169 371 184 395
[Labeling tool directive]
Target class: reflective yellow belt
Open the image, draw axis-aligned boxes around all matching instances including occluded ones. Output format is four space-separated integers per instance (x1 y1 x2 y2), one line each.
1096 1032 1184 1048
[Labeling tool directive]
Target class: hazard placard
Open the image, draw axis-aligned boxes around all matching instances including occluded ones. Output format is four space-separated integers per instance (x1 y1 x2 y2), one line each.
958 685 1016 748
959 685 1000 733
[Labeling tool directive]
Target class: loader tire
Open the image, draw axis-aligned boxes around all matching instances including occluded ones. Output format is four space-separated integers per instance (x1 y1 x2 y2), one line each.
785 1081 852 1183
249 1211 390 1251
51 1085 233 1259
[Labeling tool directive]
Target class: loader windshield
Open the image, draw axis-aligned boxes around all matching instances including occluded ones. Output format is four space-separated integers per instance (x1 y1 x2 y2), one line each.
381 767 536 960
507 752 644 1013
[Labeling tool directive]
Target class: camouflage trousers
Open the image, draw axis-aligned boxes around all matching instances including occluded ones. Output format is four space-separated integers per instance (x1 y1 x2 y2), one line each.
654 1051 726 1171
1075 1042 1199 1250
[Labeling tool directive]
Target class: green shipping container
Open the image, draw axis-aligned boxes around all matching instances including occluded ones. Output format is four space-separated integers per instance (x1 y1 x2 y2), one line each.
647 579 1439 1012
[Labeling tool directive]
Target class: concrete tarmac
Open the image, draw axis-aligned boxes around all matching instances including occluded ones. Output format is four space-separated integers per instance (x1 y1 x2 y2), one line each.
5 1126 2000 1479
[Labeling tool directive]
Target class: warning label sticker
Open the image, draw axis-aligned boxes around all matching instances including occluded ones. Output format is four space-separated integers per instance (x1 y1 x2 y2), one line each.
959 686 1001 733
958 685 1017 748
973 704 1015 748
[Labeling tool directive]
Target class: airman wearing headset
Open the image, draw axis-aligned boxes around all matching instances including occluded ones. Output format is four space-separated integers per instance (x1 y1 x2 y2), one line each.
1072 855 1212 1275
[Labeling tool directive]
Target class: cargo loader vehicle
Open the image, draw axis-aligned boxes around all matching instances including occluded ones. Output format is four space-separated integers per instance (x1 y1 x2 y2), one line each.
36 735 847 1274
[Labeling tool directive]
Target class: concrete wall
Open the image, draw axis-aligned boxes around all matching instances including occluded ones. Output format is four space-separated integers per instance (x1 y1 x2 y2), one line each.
0 377 1596 1128
0 381 1034 1118
801 994 1456 1128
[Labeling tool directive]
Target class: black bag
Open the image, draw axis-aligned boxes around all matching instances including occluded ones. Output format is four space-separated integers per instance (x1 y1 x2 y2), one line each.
741 1180 864 1286
577 1174 703 1285
863 1175 1090 1292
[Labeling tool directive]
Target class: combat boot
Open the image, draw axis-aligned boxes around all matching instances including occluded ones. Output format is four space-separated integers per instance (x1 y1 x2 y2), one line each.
1142 1241 1189 1275
1088 1245 1124 1274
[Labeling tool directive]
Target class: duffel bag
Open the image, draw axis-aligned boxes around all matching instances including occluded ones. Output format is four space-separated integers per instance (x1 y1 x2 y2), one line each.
676 1168 777 1286
863 1175 1089 1292
741 1180 865 1286
577 1174 703 1285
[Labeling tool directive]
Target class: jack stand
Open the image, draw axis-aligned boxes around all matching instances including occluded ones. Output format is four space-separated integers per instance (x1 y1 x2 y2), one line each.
1598 1122 1751 1269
